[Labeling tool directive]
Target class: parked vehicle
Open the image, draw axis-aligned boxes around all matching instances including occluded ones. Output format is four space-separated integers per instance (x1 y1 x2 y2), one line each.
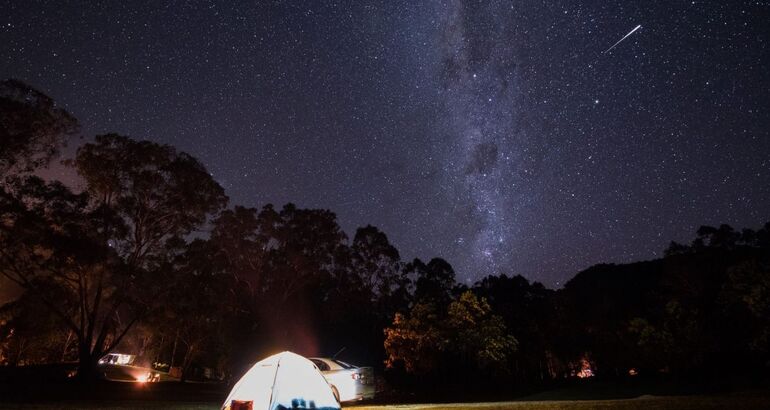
97 353 164 383
309 357 375 402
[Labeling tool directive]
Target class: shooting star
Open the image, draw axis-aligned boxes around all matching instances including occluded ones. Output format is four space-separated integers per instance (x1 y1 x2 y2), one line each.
603 24 642 53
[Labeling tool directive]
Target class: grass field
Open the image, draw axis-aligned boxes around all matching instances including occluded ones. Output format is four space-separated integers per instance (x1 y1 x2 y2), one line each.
0 403 214 410
1 378 767 410
352 395 770 410
2 395 769 410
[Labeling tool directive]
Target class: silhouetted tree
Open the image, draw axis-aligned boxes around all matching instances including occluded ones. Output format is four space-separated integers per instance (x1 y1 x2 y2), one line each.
165 239 240 380
720 257 770 358
329 226 409 362
0 79 78 176
555 261 663 377
0 176 130 379
71 133 228 267
568 222 770 377
408 258 455 306
206 203 349 355
1 133 227 380
0 291 74 365
472 274 556 383
209 206 265 290
350 225 409 310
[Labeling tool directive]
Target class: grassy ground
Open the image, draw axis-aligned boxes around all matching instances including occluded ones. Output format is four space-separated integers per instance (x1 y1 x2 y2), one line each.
1 377 767 410
1 394 769 410
351 394 770 410
0 403 215 410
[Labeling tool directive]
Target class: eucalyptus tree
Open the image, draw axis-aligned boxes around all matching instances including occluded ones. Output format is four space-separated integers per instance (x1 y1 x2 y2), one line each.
0 79 78 176
0 132 227 380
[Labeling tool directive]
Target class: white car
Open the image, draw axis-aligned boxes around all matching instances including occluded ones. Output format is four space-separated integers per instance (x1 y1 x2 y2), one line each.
309 357 375 403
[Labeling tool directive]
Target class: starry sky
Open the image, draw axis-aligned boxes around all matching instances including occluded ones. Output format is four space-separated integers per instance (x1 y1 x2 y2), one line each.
2 1 769 287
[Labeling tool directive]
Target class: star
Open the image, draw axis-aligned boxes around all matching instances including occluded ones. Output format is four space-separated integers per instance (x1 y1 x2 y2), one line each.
2 0 766 287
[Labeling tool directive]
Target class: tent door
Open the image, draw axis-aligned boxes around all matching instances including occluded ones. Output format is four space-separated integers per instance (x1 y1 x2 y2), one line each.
232 400 253 410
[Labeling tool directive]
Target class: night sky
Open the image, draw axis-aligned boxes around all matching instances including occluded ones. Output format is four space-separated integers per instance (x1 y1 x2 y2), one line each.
2 1 769 287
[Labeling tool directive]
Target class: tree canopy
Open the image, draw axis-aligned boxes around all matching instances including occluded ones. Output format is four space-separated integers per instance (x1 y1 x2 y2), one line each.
0 79 78 175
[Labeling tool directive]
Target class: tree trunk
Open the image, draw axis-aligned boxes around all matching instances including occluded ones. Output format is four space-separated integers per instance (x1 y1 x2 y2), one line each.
76 342 100 382
61 330 74 362
12 338 26 366
170 329 179 368
154 334 165 365
139 334 151 357
180 344 195 382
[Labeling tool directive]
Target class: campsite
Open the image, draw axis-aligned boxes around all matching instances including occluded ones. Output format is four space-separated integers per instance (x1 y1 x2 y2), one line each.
2 1 770 409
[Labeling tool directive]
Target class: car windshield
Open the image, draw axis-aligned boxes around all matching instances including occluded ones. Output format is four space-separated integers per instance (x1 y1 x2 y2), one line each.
332 359 356 369
311 359 330 371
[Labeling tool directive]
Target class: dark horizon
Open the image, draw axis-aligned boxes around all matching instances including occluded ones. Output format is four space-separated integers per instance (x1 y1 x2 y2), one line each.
2 1 768 287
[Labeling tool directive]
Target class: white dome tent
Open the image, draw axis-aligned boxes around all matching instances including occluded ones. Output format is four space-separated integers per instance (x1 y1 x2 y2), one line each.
222 351 342 410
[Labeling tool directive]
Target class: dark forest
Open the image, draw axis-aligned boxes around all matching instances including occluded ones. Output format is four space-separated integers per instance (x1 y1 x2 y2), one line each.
1 79 768 399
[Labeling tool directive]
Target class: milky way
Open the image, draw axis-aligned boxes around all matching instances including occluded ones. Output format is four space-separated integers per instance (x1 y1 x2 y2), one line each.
2 1 768 286
437 0 529 276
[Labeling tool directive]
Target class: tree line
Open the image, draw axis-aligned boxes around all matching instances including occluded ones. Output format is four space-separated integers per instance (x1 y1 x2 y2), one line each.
1 80 768 392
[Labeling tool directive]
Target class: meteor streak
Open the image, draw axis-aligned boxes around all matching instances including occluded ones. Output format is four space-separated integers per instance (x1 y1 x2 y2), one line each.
603 24 642 53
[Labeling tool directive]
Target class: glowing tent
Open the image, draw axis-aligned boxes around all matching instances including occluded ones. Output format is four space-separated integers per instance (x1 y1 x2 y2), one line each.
222 351 341 410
